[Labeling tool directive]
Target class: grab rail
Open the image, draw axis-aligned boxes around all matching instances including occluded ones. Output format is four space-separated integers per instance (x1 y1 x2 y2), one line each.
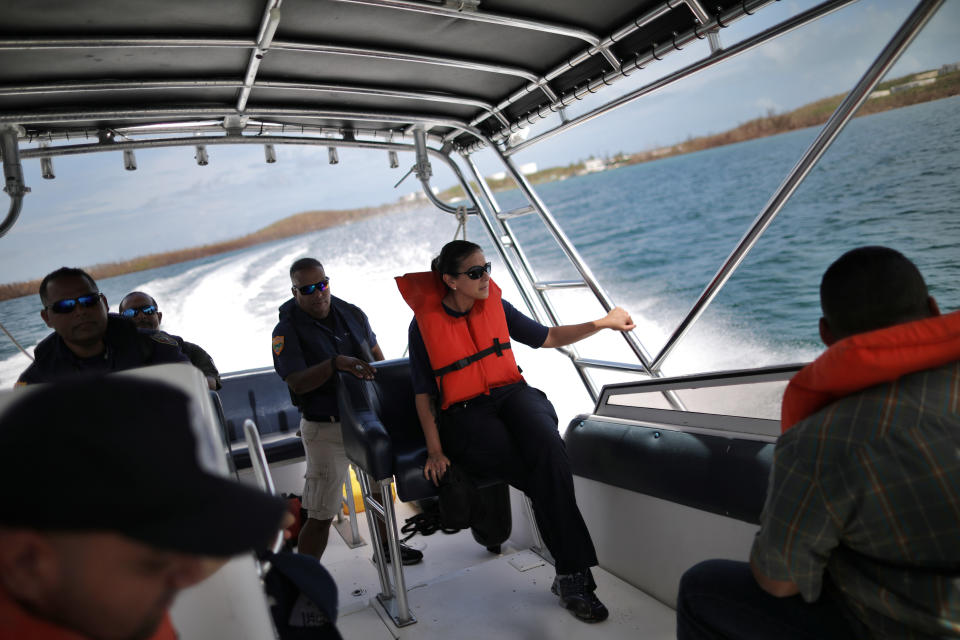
0 125 29 239
597 362 805 408
242 419 285 575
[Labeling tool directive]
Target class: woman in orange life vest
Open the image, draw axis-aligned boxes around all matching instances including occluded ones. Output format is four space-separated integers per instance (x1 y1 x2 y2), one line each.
396 240 635 623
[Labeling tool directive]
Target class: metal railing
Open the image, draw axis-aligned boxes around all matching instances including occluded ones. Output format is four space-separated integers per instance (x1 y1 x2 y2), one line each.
242 419 286 575
448 0 945 408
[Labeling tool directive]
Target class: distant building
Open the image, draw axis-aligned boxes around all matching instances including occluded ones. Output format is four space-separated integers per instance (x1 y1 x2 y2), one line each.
583 158 605 173
488 171 507 181
869 89 891 100
890 78 936 94
518 162 537 175
914 70 938 81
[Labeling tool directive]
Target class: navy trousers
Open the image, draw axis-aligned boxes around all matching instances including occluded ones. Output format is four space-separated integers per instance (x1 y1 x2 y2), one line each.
677 560 858 640
438 382 598 574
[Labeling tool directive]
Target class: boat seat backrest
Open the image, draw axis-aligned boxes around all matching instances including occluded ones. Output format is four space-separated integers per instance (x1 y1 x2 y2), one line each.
216 369 304 469
565 414 774 607
566 416 773 523
338 358 437 502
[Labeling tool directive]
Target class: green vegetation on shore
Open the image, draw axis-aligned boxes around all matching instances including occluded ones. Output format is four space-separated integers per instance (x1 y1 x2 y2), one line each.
2 66 956 302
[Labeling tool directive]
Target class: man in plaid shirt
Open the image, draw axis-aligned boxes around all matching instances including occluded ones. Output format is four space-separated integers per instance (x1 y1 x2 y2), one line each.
677 246 960 639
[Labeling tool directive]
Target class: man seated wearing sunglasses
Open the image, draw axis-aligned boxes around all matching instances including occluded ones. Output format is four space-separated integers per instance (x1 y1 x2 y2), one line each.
119 291 222 390
15 267 188 386
272 257 423 566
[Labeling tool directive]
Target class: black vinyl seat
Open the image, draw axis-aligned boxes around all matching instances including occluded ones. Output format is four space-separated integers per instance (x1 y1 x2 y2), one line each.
337 357 515 627
336 357 435 626
337 358 437 503
216 368 304 470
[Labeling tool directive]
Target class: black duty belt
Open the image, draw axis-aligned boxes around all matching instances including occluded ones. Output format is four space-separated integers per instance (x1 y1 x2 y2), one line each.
303 414 338 423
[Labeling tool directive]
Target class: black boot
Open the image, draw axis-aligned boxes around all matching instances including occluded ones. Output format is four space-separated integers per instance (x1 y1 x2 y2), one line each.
551 569 608 622
375 541 424 566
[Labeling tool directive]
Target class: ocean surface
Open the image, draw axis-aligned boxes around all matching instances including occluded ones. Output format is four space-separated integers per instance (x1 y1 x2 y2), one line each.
1 96 957 428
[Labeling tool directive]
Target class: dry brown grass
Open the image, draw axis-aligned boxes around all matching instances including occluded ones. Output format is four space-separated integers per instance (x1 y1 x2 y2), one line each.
642 70 960 159
0 205 395 301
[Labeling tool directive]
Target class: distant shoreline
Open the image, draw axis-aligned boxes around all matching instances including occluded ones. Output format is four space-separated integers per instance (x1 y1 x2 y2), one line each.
2 66 957 302
438 65 960 198
0 203 408 302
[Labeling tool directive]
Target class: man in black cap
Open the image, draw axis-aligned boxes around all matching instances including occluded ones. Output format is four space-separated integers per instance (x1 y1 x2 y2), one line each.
118 290 222 390
0 377 289 640
16 267 188 386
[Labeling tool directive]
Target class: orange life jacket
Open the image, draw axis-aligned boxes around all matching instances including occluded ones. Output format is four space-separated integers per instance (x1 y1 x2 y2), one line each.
0 589 177 640
780 310 960 432
396 271 523 409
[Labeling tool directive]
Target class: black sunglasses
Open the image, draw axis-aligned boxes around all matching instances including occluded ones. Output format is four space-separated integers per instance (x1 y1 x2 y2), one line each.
120 305 158 319
46 292 102 314
457 263 492 280
295 278 330 295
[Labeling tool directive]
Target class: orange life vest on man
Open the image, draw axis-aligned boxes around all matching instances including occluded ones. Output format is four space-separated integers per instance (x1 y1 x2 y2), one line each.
780 310 960 432
396 271 524 409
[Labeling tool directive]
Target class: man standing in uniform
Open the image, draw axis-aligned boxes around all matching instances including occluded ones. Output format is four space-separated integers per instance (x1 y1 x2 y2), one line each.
677 246 960 639
272 258 422 564
119 290 222 390
16 268 187 386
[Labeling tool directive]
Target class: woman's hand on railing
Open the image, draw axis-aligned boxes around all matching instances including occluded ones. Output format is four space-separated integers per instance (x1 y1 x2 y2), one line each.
600 306 635 332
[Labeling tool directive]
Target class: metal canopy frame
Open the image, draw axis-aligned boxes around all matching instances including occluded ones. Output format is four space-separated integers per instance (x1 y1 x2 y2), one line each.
0 0 756 145
0 0 947 411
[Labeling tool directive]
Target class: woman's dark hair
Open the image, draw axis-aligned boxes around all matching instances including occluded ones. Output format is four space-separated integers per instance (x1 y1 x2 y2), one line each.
431 240 482 276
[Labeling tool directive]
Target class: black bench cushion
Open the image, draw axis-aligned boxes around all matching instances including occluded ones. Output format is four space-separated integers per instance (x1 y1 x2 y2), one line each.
564 416 774 524
217 368 304 470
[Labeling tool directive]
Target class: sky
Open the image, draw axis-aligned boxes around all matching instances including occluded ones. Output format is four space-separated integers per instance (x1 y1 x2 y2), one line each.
1 0 958 283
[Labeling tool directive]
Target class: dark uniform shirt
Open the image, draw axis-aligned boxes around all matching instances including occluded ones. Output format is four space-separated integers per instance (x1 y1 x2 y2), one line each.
271 297 377 421
161 333 222 390
407 299 549 396
751 361 960 639
16 314 188 385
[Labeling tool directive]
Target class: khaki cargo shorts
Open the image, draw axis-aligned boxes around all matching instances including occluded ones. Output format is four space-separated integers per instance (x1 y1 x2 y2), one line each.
300 418 349 521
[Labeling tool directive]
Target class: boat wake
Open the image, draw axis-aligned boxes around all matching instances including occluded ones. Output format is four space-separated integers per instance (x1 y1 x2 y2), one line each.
0 206 816 430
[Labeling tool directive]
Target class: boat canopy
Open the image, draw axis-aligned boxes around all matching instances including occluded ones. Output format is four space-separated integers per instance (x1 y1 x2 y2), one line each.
0 0 773 149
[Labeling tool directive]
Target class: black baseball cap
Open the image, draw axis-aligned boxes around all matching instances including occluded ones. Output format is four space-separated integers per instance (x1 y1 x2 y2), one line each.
0 376 287 556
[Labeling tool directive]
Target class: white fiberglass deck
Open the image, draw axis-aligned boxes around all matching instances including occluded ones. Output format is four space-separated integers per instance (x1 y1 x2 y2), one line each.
324 503 676 640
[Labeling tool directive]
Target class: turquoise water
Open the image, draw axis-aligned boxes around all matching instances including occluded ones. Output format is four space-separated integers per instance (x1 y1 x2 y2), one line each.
2 96 958 391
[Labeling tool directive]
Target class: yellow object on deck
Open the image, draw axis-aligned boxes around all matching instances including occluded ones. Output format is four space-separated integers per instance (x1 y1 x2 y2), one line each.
342 466 396 514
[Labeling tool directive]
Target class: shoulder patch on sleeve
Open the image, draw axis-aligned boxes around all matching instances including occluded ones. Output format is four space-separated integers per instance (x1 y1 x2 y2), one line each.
13 381 28 389
150 332 179 346
272 335 285 356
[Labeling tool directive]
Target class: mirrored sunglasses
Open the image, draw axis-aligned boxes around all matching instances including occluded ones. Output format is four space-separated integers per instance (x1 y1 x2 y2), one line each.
458 262 492 280
47 293 102 314
120 305 158 318
296 278 330 295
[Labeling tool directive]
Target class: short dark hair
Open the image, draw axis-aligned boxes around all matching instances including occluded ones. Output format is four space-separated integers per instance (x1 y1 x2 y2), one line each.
820 246 931 339
39 267 98 306
289 257 322 279
119 291 158 310
431 240 482 276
